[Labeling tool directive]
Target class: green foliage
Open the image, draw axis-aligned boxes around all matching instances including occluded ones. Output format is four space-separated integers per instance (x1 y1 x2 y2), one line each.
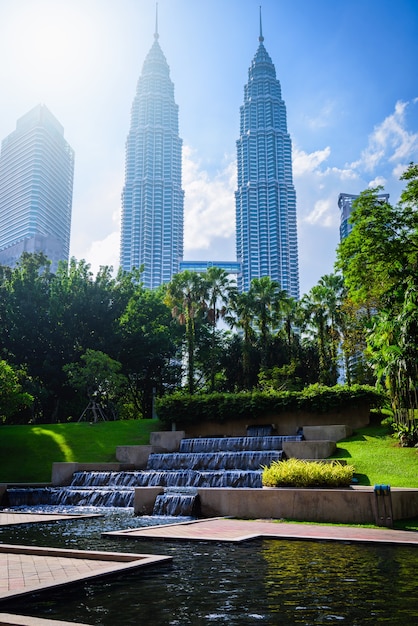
299 274 345 386
0 359 33 423
64 349 127 419
262 458 355 488
391 420 418 447
336 164 418 430
156 385 384 427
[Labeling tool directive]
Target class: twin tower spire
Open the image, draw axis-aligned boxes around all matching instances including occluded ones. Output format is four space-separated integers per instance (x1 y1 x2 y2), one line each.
120 8 299 299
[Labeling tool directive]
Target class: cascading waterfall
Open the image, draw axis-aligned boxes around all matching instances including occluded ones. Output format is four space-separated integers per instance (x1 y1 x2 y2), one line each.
152 487 200 517
6 433 303 511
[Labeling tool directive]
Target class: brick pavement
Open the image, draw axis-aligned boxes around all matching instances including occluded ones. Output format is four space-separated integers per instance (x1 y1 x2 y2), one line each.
0 614 91 626
0 544 171 602
0 512 100 527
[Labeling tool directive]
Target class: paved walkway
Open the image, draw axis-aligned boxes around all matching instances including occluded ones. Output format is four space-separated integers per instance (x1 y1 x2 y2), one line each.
105 516 418 545
0 512 100 527
0 615 91 626
0 544 171 602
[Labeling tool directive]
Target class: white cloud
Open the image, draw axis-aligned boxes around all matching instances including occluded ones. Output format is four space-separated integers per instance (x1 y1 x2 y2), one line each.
292 146 331 177
368 176 386 188
359 100 418 172
183 145 236 254
83 230 120 275
304 198 335 227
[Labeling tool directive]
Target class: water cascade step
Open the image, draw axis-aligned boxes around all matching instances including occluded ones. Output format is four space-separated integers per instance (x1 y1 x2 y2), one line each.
152 487 200 517
6 433 303 509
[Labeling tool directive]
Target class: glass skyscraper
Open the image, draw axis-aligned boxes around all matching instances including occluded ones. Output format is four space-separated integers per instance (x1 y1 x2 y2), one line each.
338 192 389 240
235 18 299 297
120 23 184 288
0 104 74 272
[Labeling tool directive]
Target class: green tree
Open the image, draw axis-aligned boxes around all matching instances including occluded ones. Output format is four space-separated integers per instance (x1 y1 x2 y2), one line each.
204 267 235 391
64 349 126 421
118 285 179 418
165 271 207 394
336 163 418 435
249 276 284 367
300 274 344 386
226 289 258 389
0 359 33 423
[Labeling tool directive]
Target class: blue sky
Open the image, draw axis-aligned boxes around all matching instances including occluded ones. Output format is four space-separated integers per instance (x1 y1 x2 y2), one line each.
0 0 417 296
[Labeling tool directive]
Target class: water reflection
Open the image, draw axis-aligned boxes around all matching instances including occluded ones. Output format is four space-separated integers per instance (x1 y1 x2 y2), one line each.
0 508 417 624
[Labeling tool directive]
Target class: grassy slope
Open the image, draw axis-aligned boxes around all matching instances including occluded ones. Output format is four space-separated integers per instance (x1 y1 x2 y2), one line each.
331 424 418 488
0 420 158 482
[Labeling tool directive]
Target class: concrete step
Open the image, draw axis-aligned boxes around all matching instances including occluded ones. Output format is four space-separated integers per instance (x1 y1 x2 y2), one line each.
282 440 337 459
303 425 352 442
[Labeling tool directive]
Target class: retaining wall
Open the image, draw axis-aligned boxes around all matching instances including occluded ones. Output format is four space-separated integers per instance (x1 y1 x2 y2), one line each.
176 403 370 438
133 486 418 524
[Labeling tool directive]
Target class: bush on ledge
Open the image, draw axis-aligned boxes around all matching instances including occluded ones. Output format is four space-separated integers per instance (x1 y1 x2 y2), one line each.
156 384 385 428
262 458 355 488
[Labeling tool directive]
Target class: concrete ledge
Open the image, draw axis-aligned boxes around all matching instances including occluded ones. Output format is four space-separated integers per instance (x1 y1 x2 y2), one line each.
116 445 164 468
134 487 164 515
133 486 418 524
282 440 336 459
51 463 123 486
150 431 185 452
303 425 353 442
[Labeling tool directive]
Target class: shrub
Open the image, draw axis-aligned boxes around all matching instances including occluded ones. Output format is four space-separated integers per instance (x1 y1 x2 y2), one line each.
156 385 385 428
261 458 355 488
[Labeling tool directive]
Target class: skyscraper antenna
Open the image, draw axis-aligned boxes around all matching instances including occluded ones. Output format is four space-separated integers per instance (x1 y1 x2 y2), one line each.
154 3 159 40
259 6 264 42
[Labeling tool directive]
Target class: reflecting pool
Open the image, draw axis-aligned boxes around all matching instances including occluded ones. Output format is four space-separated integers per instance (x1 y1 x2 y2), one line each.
0 507 417 625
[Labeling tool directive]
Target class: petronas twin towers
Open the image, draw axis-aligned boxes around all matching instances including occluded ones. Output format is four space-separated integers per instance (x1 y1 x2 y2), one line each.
120 13 299 299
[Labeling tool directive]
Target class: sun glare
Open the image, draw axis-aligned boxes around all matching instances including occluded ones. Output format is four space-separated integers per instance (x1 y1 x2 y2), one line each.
2 1 99 95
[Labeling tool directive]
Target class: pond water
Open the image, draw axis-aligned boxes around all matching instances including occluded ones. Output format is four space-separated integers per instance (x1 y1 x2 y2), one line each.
0 507 417 625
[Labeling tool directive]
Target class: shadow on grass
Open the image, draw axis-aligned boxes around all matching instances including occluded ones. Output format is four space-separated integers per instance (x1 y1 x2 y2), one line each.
331 447 352 458
353 473 370 486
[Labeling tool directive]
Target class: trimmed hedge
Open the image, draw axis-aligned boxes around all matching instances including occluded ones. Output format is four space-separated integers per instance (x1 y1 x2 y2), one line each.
262 458 355 488
155 384 385 428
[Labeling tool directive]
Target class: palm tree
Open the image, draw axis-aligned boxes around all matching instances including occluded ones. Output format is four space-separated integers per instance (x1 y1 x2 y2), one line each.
164 271 207 394
226 290 256 389
204 267 235 391
249 277 285 367
300 274 344 385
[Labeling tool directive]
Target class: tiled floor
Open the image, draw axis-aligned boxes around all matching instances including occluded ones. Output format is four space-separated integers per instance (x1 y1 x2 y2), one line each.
0 614 91 626
0 512 100 527
0 544 171 602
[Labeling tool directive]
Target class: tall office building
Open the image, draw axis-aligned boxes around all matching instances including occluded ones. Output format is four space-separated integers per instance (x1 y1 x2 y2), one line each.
0 104 74 272
338 192 389 240
235 15 299 297
120 19 184 288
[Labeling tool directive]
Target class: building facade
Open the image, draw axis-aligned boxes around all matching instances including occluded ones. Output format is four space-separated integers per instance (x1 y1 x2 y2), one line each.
0 104 74 272
120 24 184 288
338 192 390 240
235 19 299 297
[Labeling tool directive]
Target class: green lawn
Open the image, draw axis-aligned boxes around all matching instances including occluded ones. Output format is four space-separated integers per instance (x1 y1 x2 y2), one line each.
331 424 418 488
0 420 158 482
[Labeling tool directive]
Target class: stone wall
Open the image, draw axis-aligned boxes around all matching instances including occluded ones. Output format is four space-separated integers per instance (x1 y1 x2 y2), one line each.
176 403 370 438
133 486 418 524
